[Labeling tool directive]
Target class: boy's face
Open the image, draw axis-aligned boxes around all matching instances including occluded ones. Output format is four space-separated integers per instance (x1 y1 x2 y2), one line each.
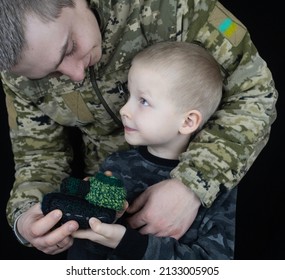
120 61 187 159
11 0 102 82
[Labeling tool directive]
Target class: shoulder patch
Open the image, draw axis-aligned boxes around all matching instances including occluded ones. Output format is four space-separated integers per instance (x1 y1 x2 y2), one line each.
209 2 247 47
62 92 95 122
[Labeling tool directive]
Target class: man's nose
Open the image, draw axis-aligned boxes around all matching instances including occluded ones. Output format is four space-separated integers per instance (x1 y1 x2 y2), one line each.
57 60 86 82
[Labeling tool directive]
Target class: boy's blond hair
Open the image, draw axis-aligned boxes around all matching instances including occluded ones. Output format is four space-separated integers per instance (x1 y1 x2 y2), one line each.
132 41 223 127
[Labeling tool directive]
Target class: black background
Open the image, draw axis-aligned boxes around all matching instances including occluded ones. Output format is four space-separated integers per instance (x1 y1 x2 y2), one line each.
0 1 284 260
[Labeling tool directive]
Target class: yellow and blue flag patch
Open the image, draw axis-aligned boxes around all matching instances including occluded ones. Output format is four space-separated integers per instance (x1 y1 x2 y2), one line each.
209 3 246 46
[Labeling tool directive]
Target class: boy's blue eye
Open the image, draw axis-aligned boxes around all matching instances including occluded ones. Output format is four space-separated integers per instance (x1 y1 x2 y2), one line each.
140 98 149 106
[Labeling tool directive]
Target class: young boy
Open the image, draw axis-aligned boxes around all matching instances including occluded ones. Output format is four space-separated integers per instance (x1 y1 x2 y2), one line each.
72 41 236 259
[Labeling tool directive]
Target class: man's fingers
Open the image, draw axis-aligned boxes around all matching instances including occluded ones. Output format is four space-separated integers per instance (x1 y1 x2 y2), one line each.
126 192 146 214
125 211 148 229
33 208 63 236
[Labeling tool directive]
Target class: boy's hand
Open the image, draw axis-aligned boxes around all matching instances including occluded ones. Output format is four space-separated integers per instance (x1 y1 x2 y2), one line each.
72 218 126 249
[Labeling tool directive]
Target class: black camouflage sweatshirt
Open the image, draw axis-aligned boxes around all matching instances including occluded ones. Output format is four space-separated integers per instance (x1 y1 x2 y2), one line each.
69 146 236 260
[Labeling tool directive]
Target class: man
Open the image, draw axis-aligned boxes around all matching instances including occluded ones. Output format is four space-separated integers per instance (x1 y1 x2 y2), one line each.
0 0 277 255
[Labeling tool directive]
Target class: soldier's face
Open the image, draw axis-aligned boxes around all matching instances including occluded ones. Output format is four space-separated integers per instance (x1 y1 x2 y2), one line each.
11 0 102 82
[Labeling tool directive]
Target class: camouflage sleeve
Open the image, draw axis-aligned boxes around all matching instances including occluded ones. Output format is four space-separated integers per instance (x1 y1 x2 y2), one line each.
2 77 73 227
171 0 278 206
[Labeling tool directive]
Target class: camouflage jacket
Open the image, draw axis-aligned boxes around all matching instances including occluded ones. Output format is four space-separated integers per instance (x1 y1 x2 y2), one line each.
1 0 277 227
68 146 236 260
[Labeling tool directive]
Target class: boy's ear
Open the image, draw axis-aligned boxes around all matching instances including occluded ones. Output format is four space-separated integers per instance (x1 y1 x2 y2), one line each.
179 110 202 135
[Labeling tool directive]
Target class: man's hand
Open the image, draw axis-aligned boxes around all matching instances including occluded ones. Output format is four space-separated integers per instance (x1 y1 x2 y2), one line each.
126 178 201 239
16 203 79 254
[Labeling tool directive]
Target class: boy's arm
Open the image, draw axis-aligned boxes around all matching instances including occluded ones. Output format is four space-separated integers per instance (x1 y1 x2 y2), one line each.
73 189 236 260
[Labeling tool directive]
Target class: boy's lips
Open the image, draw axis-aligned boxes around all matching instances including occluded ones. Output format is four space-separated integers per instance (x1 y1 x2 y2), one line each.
123 125 137 133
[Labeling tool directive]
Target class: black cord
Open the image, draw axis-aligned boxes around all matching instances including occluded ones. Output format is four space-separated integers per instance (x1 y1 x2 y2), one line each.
89 67 123 127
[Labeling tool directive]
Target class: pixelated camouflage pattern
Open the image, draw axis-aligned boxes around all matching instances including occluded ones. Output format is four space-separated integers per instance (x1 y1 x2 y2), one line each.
1 0 277 227
74 147 236 259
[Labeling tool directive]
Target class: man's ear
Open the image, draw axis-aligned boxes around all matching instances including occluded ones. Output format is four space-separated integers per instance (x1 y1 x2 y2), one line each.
179 110 202 135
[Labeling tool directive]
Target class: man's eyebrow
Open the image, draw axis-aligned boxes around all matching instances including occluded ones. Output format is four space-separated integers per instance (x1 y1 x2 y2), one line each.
54 39 69 69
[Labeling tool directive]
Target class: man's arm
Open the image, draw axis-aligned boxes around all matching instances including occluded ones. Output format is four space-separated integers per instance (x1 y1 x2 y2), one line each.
1 73 78 252
126 0 277 238
2 73 73 227
172 0 278 207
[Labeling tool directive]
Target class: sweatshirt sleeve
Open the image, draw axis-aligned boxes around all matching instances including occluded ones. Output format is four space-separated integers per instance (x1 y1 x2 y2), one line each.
112 227 149 260
171 0 278 207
